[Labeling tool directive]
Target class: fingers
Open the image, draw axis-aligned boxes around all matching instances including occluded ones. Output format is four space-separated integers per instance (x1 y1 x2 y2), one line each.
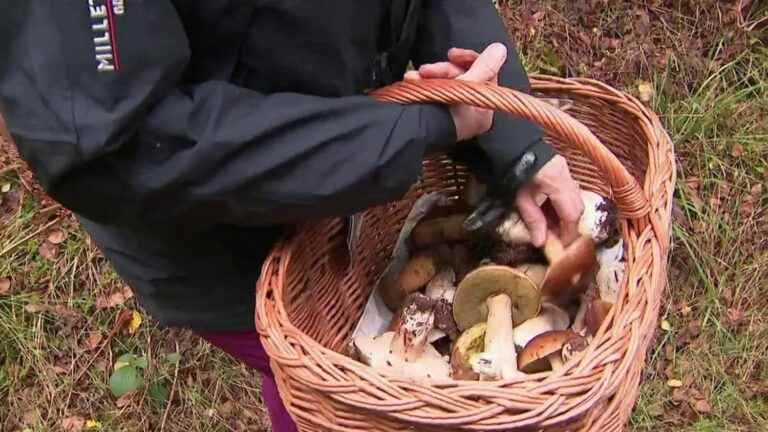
458 42 507 83
548 190 584 245
403 70 421 81
447 47 480 69
515 186 548 247
418 62 466 79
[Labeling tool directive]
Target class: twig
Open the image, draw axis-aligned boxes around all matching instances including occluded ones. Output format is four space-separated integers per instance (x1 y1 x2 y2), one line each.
160 342 181 432
73 309 132 384
0 217 60 257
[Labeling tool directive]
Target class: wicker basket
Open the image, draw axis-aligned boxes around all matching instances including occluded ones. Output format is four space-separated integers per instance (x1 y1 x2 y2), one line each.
255 75 675 431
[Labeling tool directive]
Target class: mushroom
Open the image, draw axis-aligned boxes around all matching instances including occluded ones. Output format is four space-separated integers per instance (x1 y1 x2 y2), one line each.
488 243 546 267
452 266 540 380
518 330 585 373
449 322 486 380
353 331 450 381
389 293 437 362
379 251 438 310
453 265 541 330
561 333 589 363
495 211 533 245
578 190 620 246
424 267 459 342
410 213 470 249
596 239 625 304
513 303 570 349
540 231 598 303
584 299 613 336
571 282 598 334
515 263 548 288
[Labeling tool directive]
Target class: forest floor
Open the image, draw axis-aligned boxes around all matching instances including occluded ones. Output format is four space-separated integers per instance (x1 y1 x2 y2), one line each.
1 1 766 431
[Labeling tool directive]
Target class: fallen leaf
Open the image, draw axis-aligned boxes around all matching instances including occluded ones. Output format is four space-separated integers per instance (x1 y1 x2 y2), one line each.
115 392 134 408
667 379 683 388
664 344 675 360
217 401 235 418
671 388 687 403
38 241 59 261
95 286 133 309
687 320 702 338
85 332 103 350
637 81 654 102
0 277 9 295
22 409 39 426
1 183 10 193
47 230 68 245
60 416 85 431
85 420 102 430
127 310 142 334
680 304 692 316
726 307 745 330
750 183 763 197
660 320 672 331
722 287 734 305
24 303 47 313
731 144 745 157
693 399 712 413
52 305 82 321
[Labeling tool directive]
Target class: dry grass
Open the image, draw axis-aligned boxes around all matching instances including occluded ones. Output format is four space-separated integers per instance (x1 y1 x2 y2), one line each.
1 1 767 431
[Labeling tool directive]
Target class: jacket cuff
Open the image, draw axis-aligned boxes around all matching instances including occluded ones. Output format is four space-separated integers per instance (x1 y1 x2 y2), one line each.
419 103 457 154
498 138 556 193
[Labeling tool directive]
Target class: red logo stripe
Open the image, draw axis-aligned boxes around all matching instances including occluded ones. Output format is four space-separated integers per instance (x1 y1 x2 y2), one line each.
105 0 121 71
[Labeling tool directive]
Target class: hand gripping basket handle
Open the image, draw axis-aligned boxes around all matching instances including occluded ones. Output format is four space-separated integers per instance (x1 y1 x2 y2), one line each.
371 79 650 219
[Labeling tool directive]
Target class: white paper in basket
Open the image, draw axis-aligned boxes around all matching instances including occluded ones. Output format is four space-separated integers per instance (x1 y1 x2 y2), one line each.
350 192 450 340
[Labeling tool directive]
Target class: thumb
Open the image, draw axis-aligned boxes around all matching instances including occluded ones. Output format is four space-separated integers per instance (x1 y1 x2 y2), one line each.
458 43 507 83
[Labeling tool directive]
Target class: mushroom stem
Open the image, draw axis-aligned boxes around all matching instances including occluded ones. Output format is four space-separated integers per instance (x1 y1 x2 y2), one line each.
544 232 566 260
473 294 519 380
547 353 564 371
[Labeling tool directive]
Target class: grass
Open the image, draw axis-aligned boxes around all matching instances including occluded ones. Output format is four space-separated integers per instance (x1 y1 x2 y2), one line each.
1 1 767 431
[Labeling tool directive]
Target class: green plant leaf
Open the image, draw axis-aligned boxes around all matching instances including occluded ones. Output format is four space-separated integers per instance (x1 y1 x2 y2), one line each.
108 366 141 398
165 353 180 365
147 381 170 406
134 356 148 369
115 353 136 370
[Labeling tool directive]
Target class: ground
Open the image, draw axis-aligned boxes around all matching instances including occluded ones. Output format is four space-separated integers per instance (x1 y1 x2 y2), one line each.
1 1 766 431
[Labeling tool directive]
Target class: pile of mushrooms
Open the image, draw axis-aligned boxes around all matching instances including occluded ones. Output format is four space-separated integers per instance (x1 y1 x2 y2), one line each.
352 177 627 381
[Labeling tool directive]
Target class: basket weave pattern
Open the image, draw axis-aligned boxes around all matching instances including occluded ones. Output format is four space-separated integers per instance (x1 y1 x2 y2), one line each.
255 75 676 431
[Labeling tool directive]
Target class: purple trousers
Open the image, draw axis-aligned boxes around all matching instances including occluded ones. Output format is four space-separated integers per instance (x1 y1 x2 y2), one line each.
196 330 299 432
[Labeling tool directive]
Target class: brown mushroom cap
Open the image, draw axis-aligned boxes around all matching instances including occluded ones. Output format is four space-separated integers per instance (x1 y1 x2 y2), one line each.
541 233 598 302
515 263 548 288
449 322 486 380
452 265 540 330
518 330 579 373
379 252 438 310
585 299 613 335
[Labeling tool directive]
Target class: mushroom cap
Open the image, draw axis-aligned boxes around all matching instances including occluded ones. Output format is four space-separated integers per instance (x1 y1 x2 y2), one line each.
515 263 548 288
449 322 486 380
453 265 540 330
585 299 613 335
513 302 571 348
518 330 580 373
379 251 438 310
541 235 598 302
579 190 619 245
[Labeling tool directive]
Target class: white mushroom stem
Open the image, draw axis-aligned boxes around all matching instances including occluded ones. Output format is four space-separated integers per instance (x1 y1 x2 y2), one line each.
514 303 570 348
472 294 520 380
547 352 564 371
496 212 532 245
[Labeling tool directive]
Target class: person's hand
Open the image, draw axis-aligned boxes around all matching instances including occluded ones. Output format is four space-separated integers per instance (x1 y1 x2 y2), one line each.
514 155 584 247
404 43 506 142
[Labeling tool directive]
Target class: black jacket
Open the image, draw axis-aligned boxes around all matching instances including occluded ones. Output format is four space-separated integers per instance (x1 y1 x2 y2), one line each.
0 0 553 331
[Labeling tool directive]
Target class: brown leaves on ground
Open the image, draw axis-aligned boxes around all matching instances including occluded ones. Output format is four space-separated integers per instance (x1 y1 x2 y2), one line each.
95 286 134 309
725 307 746 331
46 229 68 245
38 241 59 261
0 277 10 295
59 416 85 431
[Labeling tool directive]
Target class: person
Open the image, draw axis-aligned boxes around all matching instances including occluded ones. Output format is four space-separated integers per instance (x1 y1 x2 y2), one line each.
0 1 583 430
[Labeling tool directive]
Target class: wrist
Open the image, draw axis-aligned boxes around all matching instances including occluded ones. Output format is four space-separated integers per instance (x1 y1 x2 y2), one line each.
499 139 556 194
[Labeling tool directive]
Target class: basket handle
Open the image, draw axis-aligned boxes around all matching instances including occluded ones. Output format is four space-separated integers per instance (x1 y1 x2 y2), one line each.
371 79 650 219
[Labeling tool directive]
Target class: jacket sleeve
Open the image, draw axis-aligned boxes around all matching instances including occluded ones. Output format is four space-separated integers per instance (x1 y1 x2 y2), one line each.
411 0 555 189
0 1 456 229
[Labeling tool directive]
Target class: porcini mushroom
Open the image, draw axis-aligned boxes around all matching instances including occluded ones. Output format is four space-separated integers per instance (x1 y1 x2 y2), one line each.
379 251 438 310
513 303 570 348
452 266 540 380
424 268 459 341
389 293 436 362
449 322 486 380
353 331 450 381
410 214 470 249
518 330 584 373
515 263 548 288
495 211 533 245
453 266 540 330
578 190 620 246
584 299 613 336
541 231 597 303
